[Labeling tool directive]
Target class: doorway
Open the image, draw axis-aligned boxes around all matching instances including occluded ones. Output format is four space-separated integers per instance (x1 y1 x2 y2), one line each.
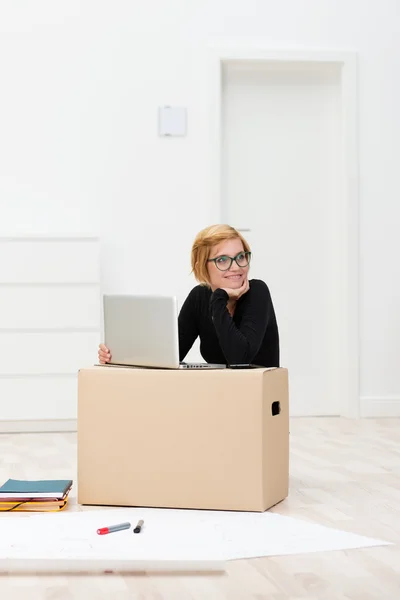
212 51 359 417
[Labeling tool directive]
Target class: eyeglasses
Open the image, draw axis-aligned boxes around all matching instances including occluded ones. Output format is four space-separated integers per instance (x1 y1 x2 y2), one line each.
208 251 251 271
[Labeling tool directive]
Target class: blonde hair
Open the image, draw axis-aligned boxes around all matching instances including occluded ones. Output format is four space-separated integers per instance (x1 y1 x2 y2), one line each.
191 224 251 287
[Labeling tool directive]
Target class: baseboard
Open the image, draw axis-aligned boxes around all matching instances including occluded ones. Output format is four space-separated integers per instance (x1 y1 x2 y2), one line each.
360 396 400 417
1 404 399 432
0 419 77 433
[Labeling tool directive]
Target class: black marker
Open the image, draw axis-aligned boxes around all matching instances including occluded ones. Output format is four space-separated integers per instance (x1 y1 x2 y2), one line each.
133 519 144 533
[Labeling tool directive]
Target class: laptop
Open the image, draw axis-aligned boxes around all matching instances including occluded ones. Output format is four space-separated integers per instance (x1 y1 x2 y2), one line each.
102 294 226 370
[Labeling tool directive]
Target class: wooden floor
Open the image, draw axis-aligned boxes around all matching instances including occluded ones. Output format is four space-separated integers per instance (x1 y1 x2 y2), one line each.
0 417 399 599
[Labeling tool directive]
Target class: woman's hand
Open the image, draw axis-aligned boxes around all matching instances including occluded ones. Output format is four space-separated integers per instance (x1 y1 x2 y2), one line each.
98 343 112 364
220 277 250 300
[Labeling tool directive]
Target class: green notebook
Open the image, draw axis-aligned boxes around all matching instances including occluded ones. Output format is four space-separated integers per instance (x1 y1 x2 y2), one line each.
0 479 73 499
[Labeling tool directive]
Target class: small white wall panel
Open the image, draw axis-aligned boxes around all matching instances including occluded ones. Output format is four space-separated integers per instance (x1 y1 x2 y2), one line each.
0 239 99 283
0 377 78 420
0 332 100 375
0 236 101 430
0 286 101 330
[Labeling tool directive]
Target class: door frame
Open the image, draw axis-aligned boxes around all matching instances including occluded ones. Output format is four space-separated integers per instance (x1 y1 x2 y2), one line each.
208 47 359 418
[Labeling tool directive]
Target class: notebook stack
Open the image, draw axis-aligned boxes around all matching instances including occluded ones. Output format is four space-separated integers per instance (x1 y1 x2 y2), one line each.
0 479 73 512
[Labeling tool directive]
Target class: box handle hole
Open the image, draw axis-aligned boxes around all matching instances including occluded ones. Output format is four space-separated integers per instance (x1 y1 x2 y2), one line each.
271 401 281 416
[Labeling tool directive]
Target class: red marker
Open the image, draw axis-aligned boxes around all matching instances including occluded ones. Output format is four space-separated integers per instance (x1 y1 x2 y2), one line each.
97 522 131 535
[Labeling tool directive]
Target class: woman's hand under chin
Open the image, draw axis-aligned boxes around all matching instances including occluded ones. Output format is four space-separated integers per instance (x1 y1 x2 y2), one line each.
220 277 250 300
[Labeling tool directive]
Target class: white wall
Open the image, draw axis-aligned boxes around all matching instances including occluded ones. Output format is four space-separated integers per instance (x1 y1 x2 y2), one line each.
0 0 399 414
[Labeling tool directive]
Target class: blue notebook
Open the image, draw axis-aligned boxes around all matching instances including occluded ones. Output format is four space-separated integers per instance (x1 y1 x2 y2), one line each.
0 479 73 499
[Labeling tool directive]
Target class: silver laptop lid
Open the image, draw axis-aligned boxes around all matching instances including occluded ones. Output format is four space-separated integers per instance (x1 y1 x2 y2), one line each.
103 294 180 369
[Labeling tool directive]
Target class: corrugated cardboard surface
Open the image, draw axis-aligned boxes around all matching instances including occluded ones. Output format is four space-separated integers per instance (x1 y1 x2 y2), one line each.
77 366 289 512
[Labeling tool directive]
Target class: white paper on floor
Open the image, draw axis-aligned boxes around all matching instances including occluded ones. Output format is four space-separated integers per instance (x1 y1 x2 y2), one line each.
0 507 390 567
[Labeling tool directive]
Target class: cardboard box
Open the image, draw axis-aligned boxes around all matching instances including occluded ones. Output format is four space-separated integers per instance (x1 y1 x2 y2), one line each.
77 366 289 512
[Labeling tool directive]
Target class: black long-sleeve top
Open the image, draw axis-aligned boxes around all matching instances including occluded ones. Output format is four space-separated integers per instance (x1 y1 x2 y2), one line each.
178 279 279 367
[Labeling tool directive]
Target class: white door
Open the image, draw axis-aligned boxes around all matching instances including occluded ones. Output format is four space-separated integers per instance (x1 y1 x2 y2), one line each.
221 61 343 416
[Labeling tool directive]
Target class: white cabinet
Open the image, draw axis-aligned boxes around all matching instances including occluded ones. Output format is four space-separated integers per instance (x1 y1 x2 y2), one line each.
0 236 101 431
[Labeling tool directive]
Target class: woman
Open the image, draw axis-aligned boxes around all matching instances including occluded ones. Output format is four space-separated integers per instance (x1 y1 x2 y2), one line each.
98 224 279 367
